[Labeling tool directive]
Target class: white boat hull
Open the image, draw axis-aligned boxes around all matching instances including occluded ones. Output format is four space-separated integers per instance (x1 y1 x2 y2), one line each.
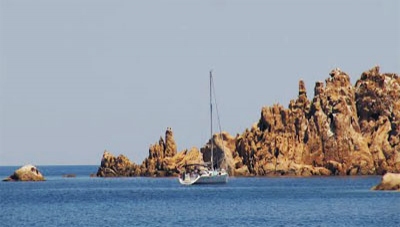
196 172 228 184
179 171 228 185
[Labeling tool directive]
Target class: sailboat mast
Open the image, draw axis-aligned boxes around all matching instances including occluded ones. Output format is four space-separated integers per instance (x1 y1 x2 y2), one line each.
210 70 214 171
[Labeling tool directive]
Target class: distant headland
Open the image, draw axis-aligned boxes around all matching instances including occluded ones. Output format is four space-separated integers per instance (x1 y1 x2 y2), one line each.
97 66 400 177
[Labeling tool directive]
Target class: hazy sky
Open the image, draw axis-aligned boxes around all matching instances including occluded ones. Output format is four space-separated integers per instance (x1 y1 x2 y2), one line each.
1 0 399 165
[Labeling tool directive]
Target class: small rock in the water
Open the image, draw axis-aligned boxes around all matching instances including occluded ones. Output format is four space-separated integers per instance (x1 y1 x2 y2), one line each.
3 164 45 181
62 174 76 178
371 173 400 191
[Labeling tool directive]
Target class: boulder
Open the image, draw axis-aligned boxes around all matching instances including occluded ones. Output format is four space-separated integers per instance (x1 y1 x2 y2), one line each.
372 173 400 191
3 164 45 181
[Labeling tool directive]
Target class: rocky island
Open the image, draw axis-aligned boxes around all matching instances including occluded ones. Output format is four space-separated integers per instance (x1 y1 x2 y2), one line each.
3 164 45 181
97 66 400 177
372 172 400 190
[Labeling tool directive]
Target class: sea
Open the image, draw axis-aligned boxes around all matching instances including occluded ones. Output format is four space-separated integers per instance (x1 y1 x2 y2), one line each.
0 165 399 227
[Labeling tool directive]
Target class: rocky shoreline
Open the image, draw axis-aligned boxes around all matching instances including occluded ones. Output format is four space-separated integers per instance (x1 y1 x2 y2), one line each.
97 66 400 177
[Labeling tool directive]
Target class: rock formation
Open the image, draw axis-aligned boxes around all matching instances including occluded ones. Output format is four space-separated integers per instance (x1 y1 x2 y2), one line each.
96 150 138 177
235 78 332 176
231 66 398 176
139 127 180 176
97 127 189 177
355 66 400 174
371 172 400 191
201 131 237 175
3 164 45 181
97 66 400 177
306 68 375 175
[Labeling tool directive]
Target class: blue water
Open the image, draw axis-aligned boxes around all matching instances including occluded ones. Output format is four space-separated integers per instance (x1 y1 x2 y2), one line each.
0 166 399 227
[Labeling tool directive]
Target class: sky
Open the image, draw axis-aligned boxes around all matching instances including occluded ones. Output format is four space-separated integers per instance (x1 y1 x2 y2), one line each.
0 0 399 165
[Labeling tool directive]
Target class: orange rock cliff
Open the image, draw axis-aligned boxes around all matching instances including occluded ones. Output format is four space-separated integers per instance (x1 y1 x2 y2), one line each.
97 66 400 177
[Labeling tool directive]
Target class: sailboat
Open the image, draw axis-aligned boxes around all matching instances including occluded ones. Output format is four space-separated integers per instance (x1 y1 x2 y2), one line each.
178 71 229 185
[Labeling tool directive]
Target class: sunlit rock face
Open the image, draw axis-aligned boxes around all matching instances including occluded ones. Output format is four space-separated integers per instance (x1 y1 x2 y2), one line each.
232 66 398 176
97 128 183 177
307 68 374 175
96 150 138 177
355 66 400 174
3 165 45 181
140 127 181 177
96 67 400 177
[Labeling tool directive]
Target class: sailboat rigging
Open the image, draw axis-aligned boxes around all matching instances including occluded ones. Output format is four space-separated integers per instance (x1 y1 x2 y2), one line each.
178 71 229 185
